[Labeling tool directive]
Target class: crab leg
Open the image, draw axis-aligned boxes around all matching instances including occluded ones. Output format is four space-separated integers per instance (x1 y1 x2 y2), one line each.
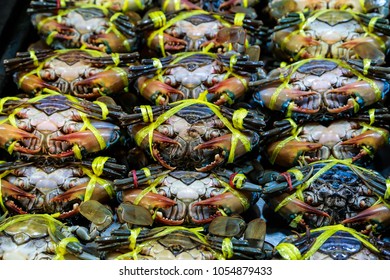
339 37 385 65
2 180 35 199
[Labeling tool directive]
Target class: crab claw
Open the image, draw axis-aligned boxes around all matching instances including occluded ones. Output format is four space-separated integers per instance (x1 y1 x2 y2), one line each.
339 129 388 161
137 76 185 105
163 0 201 11
50 121 119 157
149 33 187 52
39 19 78 41
2 180 35 199
74 68 128 98
274 32 320 57
270 193 330 224
342 204 390 231
339 37 385 65
193 192 250 216
0 123 38 151
194 133 253 171
324 80 387 113
208 77 248 105
257 87 321 113
121 189 176 210
81 32 132 53
16 73 59 95
267 140 324 167
50 182 112 219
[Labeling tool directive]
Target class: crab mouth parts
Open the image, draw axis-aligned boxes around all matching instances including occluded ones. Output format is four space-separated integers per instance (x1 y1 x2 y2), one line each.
333 143 364 160
302 146 331 162
71 81 101 98
81 34 107 51
49 198 80 219
152 144 225 171
16 137 74 157
324 92 354 113
290 93 321 113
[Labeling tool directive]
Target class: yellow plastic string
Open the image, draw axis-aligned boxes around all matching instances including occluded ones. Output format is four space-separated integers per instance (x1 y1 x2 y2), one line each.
92 156 110 177
128 227 141 250
359 0 367 13
369 108 376 125
29 50 39 67
148 11 167 28
231 173 247 189
232 108 248 130
359 122 389 143
82 165 114 201
275 242 302 260
111 52 120 66
217 177 250 211
54 237 80 260
302 224 380 259
162 0 181 11
133 175 165 206
363 59 371 75
92 100 109 120
78 112 107 151
222 237 234 259
0 96 20 114
140 105 154 123
135 99 251 163
150 226 208 244
385 179 390 200
73 145 83 160
242 0 248 7
269 124 302 165
234 13 245 26
133 0 145 10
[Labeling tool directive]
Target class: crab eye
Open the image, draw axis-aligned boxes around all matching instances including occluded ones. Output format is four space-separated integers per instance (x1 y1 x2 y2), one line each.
156 124 175 137
164 75 177 86
39 69 57 80
95 25 107 34
204 129 223 140
205 74 222 87
205 29 218 40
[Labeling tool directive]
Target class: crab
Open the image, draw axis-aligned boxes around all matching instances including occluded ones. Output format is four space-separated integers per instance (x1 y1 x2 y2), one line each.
129 52 265 105
270 9 390 64
137 9 266 56
252 58 389 122
262 119 389 167
113 165 261 226
95 217 272 260
121 101 265 171
268 0 390 20
0 94 123 161
4 50 138 99
0 158 126 219
30 5 140 53
260 160 390 232
274 224 390 260
0 214 97 260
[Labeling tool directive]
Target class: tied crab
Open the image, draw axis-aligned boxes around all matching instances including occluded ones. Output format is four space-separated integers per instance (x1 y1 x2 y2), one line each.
0 214 97 260
260 160 390 232
252 58 389 122
129 52 265 105
95 217 272 260
114 165 261 226
4 50 139 99
30 4 140 53
0 158 126 219
267 0 390 20
270 9 390 64
137 9 265 56
121 101 265 171
0 94 123 161
274 224 390 260
262 119 389 167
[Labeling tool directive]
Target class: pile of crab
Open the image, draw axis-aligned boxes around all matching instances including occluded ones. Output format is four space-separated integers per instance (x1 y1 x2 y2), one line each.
1 0 390 260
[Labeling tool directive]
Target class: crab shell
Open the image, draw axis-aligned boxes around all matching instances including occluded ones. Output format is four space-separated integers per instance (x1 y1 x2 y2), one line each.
266 120 389 167
253 59 389 121
116 170 257 226
129 104 260 171
31 6 139 53
271 10 390 64
4 50 137 99
0 94 121 160
262 162 389 230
